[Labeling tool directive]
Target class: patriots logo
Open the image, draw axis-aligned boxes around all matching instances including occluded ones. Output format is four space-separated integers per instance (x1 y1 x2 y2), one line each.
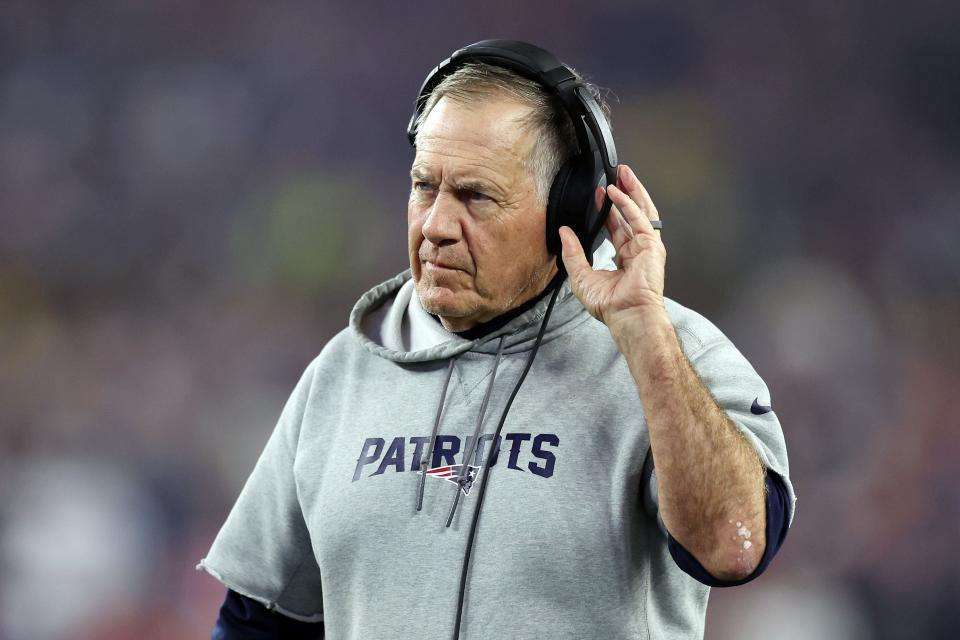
419 464 480 496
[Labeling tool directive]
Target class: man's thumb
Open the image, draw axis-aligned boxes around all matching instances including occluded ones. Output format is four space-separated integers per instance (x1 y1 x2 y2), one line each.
559 226 591 281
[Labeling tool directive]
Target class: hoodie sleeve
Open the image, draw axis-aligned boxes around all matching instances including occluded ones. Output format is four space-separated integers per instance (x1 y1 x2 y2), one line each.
685 335 797 523
197 360 325 622
641 333 797 584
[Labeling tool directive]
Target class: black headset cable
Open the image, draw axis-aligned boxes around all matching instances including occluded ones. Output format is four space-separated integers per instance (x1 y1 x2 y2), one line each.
450 274 565 639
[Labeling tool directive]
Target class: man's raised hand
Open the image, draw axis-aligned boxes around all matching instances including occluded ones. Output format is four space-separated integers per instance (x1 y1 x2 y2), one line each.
558 164 667 334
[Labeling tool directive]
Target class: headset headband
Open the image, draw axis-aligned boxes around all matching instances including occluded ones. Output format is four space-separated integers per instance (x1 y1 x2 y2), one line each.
406 39 617 177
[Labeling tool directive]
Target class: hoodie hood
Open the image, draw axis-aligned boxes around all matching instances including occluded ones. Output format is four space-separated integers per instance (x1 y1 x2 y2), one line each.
349 268 594 363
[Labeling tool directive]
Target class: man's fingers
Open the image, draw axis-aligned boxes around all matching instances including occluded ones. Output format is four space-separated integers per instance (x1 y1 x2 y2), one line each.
616 164 628 192
607 184 660 237
558 226 591 283
619 164 661 232
593 186 605 213
597 185 630 248
604 202 634 252
622 164 658 214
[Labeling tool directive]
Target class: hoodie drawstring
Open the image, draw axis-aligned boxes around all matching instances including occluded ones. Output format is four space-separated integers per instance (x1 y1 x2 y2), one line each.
444 335 506 528
417 357 456 512
450 280 564 640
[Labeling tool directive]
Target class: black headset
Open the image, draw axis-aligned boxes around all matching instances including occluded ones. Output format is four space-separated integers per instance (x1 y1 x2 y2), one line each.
406 39 618 266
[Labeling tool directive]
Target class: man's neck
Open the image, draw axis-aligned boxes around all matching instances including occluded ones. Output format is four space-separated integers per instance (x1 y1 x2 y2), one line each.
432 272 564 340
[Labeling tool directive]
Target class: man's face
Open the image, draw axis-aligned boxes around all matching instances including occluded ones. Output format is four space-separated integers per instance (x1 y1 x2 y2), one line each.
408 94 557 332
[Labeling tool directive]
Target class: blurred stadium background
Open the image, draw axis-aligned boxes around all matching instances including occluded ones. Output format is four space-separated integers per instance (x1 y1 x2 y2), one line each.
1 1 957 638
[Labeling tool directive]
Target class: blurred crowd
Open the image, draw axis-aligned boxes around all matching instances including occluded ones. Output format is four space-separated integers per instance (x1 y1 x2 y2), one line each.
1 1 957 638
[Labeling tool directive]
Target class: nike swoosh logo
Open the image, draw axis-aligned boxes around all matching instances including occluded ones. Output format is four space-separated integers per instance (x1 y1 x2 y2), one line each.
751 398 774 415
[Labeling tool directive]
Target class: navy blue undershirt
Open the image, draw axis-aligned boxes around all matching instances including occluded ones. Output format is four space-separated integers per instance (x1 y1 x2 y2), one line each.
212 590 323 640
211 471 790 637
667 470 791 587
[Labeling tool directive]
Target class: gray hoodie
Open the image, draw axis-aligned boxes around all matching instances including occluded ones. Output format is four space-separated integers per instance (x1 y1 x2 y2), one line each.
198 257 796 639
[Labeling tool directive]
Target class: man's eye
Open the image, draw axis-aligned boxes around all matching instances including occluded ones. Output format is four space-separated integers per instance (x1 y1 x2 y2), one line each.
413 181 435 193
465 190 491 202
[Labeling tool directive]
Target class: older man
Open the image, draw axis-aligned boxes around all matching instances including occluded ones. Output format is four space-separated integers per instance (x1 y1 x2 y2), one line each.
200 41 794 640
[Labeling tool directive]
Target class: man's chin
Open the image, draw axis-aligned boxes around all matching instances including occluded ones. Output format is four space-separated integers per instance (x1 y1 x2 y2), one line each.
415 284 474 319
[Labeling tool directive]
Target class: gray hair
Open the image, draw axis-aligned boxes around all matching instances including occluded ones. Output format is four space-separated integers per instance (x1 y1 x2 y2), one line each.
412 62 612 206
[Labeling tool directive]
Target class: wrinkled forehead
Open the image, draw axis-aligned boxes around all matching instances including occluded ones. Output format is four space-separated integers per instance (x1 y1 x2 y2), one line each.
413 95 538 176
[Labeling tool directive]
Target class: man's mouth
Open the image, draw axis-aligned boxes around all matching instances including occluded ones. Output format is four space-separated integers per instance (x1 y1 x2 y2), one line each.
423 257 468 273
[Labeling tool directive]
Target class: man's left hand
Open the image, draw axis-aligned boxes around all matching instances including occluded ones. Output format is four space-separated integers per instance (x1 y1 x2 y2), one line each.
559 163 666 334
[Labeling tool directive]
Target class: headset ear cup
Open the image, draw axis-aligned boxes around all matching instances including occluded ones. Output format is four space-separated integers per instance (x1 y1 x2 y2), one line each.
545 160 576 256
547 155 602 266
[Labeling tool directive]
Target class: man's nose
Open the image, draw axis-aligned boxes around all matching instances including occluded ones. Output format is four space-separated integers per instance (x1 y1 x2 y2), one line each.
421 191 464 246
